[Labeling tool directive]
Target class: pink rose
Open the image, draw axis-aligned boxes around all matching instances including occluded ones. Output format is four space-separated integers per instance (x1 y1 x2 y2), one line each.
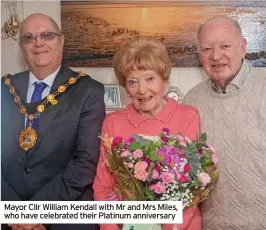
134 170 149 181
211 154 218 165
160 172 174 184
135 161 148 171
127 162 134 168
149 183 166 194
149 184 155 190
121 150 130 157
152 169 159 179
198 172 211 186
133 149 143 159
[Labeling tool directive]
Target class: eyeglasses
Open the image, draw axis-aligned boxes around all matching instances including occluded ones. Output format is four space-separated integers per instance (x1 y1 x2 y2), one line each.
19 32 61 44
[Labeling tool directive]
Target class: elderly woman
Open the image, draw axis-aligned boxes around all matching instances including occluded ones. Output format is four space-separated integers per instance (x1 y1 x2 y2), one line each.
93 37 201 230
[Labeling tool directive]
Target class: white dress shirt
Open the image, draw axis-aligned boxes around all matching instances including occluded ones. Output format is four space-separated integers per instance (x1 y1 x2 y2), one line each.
27 66 61 103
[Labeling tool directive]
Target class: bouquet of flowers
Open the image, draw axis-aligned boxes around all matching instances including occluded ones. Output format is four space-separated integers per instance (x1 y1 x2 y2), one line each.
101 128 218 230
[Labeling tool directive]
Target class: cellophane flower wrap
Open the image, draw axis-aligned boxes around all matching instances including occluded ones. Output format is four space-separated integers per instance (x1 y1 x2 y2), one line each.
101 128 218 210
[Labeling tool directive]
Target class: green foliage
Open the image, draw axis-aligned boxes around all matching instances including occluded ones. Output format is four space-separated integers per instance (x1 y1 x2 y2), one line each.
128 142 141 151
200 133 207 143
139 139 151 147
200 158 213 166
149 162 155 175
143 186 156 201
133 134 142 142
186 143 198 155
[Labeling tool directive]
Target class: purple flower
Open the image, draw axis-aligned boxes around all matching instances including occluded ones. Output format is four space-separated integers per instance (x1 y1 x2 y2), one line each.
156 146 180 166
163 128 170 134
124 137 135 146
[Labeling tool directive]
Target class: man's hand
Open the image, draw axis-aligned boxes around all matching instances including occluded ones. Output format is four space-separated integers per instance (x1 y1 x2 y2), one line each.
8 224 46 230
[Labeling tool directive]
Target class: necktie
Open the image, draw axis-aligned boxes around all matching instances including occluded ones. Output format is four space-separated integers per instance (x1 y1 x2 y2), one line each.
26 82 47 130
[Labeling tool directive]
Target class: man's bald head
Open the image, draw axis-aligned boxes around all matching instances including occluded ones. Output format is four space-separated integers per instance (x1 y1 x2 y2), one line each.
198 16 243 42
19 13 61 38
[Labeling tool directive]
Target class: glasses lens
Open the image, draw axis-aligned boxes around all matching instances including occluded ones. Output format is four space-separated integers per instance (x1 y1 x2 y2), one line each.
20 35 35 44
40 32 56 41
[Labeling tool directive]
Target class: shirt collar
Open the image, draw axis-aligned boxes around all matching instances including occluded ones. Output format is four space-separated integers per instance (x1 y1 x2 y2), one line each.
125 97 178 128
28 66 61 88
211 60 251 94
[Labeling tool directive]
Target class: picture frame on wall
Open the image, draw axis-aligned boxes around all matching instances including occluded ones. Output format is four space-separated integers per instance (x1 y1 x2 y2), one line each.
104 84 122 110
61 1 266 67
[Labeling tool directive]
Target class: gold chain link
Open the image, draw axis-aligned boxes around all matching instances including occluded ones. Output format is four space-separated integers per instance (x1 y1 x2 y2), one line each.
3 72 87 123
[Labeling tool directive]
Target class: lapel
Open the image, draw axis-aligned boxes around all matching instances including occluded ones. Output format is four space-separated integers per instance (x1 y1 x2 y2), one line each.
9 71 30 158
28 66 79 156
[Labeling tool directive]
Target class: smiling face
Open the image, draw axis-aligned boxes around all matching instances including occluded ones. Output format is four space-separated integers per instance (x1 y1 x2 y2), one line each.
19 14 64 78
198 17 247 88
126 69 168 118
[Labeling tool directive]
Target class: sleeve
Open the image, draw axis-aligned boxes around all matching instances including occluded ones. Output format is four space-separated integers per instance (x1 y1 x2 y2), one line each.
185 107 201 140
93 118 119 230
183 90 193 106
1 174 22 201
30 86 106 201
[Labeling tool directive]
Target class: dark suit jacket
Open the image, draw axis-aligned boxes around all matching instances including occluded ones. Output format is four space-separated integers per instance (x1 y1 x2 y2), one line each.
1 67 105 230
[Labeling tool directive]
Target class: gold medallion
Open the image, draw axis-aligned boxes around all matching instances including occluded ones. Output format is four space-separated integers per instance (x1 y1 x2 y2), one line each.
14 96 20 103
58 85 66 93
47 94 55 102
37 105 45 113
20 106 26 114
79 72 86 76
19 126 38 151
5 78 11 85
10 87 15 94
68 77 76 84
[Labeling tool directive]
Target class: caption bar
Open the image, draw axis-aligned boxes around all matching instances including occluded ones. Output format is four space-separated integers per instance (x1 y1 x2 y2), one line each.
1 201 182 224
